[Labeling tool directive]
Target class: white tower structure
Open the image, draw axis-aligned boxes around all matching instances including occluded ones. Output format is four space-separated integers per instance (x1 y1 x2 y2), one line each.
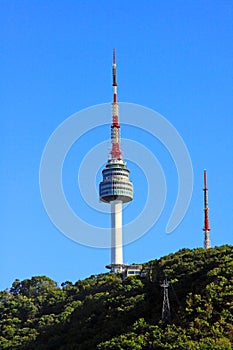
99 50 133 273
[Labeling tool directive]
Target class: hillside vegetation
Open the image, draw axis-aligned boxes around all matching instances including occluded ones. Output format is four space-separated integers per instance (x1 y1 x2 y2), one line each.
0 245 232 349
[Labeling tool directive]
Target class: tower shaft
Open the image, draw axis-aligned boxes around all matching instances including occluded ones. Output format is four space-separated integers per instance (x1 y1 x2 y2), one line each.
203 170 211 249
111 200 123 272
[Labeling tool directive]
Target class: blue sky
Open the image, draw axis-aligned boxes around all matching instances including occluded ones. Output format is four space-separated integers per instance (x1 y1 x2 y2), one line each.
1 1 233 290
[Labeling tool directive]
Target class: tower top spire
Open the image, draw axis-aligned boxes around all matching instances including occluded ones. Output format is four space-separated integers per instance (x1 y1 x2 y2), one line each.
113 48 116 65
111 49 121 159
112 48 117 100
204 169 207 189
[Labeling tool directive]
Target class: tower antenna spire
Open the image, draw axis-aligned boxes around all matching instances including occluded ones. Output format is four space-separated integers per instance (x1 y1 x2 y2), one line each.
203 170 211 249
112 48 117 89
111 48 121 159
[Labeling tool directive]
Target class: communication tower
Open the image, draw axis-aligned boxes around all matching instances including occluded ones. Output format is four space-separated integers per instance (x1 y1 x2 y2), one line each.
203 170 211 249
99 50 133 273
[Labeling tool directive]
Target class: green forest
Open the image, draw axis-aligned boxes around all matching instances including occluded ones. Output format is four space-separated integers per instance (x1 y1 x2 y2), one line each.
0 245 232 349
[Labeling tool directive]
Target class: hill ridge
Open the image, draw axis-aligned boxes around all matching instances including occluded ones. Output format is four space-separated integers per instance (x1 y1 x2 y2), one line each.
0 245 232 349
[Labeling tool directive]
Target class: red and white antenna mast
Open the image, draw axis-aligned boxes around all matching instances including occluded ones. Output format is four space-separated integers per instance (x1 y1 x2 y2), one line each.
203 170 211 249
110 49 121 159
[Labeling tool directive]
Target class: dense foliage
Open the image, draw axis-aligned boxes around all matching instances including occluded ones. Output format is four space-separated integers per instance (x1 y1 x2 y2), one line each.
0 245 232 349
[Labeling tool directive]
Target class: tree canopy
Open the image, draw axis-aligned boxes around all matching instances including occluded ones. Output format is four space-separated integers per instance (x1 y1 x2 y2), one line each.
0 245 232 349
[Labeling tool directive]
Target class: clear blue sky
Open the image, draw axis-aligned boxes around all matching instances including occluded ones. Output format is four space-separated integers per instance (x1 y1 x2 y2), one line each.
1 1 233 290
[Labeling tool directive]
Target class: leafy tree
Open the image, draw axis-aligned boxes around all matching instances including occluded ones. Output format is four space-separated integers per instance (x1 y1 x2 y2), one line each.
0 245 232 349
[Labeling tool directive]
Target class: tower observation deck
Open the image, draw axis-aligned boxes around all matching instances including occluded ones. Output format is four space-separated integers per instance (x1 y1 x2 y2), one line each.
99 50 133 273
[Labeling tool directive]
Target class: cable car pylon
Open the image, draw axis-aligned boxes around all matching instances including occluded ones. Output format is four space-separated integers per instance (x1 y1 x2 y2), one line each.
160 279 171 323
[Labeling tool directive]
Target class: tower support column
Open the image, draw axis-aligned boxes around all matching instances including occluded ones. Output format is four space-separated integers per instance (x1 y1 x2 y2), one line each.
110 200 123 272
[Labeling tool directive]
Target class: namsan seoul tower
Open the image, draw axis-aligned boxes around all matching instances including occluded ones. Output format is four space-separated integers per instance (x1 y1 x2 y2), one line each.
99 50 133 273
203 170 211 249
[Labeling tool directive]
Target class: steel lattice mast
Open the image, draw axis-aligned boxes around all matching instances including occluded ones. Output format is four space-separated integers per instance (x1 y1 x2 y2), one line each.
99 50 133 273
203 170 211 249
161 280 171 322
